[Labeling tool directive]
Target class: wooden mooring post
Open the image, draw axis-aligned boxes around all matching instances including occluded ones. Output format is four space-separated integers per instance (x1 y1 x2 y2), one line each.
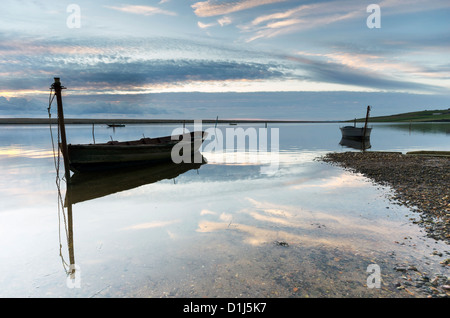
51 77 71 183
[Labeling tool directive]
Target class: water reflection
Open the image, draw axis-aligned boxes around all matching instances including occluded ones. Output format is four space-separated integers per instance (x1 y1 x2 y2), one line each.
0 145 54 159
0 123 448 297
66 155 206 205
61 157 206 283
339 137 371 150
378 122 450 135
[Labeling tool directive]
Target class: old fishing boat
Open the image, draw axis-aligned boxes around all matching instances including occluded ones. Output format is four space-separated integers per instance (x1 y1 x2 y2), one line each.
50 78 207 175
340 105 372 141
68 131 206 172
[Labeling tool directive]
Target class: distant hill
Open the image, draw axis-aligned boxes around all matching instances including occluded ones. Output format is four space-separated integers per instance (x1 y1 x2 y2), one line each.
352 109 450 122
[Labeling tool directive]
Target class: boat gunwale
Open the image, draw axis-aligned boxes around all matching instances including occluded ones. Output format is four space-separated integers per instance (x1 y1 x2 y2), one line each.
67 142 179 149
67 131 207 149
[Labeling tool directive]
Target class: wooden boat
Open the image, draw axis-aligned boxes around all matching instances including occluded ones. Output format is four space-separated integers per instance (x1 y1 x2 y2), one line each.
340 105 372 141
67 131 207 172
340 126 372 139
50 77 207 176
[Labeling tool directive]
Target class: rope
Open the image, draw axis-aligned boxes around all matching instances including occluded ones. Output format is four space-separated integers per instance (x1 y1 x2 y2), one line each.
48 88 70 274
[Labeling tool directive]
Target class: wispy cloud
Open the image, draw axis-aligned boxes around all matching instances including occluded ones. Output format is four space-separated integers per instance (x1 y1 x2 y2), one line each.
197 21 216 29
239 0 450 42
218 16 232 26
106 4 177 16
240 1 362 42
1 32 446 100
192 0 287 17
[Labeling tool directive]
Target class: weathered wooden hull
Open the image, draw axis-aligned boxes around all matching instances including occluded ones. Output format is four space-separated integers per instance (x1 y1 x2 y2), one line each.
340 126 372 140
66 131 207 172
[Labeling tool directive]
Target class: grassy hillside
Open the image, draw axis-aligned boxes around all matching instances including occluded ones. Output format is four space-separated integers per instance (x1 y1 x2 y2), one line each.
353 109 450 122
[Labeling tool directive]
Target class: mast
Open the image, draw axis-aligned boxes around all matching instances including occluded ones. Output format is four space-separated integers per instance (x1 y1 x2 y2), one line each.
363 105 371 138
51 77 71 182
362 105 371 152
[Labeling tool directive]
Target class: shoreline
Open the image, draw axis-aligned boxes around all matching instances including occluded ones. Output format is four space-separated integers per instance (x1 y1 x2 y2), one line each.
1 117 449 125
320 151 450 244
320 151 450 297
0 118 343 125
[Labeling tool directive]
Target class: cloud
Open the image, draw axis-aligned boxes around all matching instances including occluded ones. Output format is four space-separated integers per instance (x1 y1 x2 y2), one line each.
105 4 177 16
0 96 44 116
198 21 216 29
0 27 448 112
240 1 362 42
218 16 232 26
192 0 288 17
238 0 450 42
283 53 443 93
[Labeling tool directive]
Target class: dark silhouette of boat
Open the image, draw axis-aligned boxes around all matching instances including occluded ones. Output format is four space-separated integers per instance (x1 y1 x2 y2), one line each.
50 78 207 175
340 105 372 141
67 131 207 172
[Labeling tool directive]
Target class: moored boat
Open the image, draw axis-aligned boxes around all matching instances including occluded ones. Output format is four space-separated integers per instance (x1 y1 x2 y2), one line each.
50 77 207 176
339 126 372 139
67 131 207 172
340 105 372 141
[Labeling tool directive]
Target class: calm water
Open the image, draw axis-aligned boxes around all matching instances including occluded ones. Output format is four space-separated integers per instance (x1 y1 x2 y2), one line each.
0 122 448 298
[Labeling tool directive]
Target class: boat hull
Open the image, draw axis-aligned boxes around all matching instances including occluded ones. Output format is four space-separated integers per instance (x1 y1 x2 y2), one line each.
67 131 206 172
340 126 372 140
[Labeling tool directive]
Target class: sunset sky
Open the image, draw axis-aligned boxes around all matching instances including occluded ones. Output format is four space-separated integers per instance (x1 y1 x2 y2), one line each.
0 0 449 120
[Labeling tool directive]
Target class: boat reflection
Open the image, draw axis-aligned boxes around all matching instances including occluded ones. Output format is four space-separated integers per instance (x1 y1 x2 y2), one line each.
339 137 371 150
60 155 206 282
65 154 206 205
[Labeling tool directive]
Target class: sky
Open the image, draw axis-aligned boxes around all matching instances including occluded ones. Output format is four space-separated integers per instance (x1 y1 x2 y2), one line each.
0 0 449 120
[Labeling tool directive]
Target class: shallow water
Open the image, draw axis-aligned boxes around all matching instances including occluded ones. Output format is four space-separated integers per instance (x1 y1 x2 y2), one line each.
0 122 448 297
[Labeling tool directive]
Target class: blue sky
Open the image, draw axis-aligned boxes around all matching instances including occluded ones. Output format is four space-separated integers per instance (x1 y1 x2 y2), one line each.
0 0 449 120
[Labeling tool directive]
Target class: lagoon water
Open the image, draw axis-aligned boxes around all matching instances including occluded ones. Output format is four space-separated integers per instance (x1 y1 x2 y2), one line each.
0 122 448 297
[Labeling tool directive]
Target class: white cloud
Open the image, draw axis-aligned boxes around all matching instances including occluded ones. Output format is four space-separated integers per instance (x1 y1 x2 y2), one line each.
192 0 288 17
106 4 177 16
198 21 216 29
217 16 232 26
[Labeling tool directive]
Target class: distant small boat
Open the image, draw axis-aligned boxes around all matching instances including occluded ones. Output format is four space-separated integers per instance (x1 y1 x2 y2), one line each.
340 105 372 141
107 124 125 127
67 131 207 172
